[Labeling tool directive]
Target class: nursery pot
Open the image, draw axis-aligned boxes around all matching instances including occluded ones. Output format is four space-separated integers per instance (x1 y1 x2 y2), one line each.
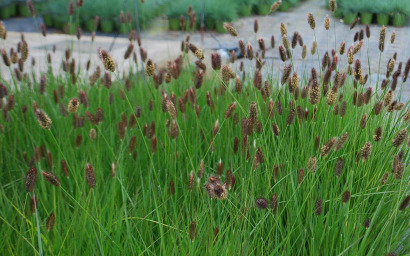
256 4 271 15
100 20 114 33
392 13 406 27
9 3 16 16
343 13 357 25
119 23 130 34
377 14 390 26
360 12 373 24
52 16 64 30
84 19 96 31
168 17 180 31
18 4 30 17
278 2 290 12
238 5 252 17
0 6 11 19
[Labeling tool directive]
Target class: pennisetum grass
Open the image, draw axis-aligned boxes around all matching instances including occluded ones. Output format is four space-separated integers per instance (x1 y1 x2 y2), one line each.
0 1 409 255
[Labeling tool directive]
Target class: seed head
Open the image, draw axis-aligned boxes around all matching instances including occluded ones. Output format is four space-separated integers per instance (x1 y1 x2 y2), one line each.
334 158 344 177
35 109 52 129
85 164 96 188
145 59 155 77
224 102 236 119
98 48 115 72
46 212 55 232
329 0 337 12
25 167 37 192
67 98 79 113
379 26 386 52
399 196 410 211
384 90 393 107
360 114 367 129
223 23 238 37
271 194 278 213
308 156 317 173
255 197 269 209
350 17 360 30
392 129 407 147
403 110 410 122
272 122 280 136
360 142 372 162
315 197 323 215
324 15 330 30
309 80 320 105
320 138 335 157
189 221 196 240
307 13 316 30
0 21 6 39
342 190 351 203
390 32 396 44
270 0 282 12
188 171 194 191
42 171 61 186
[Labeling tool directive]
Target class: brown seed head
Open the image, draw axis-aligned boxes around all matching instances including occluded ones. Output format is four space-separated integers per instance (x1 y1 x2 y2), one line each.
379 26 386 52
324 15 330 30
255 197 269 209
223 23 238 37
315 197 323 215
85 164 96 188
98 48 115 72
342 190 351 203
399 196 410 211
307 13 316 30
25 167 37 192
392 129 407 147
42 171 61 186
321 138 335 157
189 221 196 240
329 0 337 12
35 109 52 129
270 0 282 12
46 213 55 231
361 142 372 162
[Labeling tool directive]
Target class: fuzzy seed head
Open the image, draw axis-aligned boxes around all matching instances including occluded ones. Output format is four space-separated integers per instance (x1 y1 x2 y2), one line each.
42 171 61 186
399 196 410 211
223 23 238 37
392 129 407 147
255 197 269 209
315 197 323 215
361 142 372 162
308 156 317 173
67 98 79 113
342 190 351 203
270 0 282 12
309 80 320 105
85 164 96 188
307 13 316 30
145 59 155 77
329 0 337 12
25 167 37 192
379 26 386 52
35 109 52 129
324 15 330 30
321 138 335 157
98 48 115 72
384 90 393 107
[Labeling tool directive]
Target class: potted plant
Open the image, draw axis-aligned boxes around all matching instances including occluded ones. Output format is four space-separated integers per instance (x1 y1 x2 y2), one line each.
377 13 390 25
343 12 358 24
100 19 115 33
237 0 254 17
255 0 271 15
279 1 290 12
0 1 12 19
360 12 373 24
392 12 406 27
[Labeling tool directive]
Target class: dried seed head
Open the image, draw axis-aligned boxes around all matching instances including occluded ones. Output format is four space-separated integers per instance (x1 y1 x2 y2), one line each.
360 114 367 129
311 41 317 55
189 221 196 240
270 0 282 12
327 87 338 105
188 171 194 191
224 102 236 119
384 90 393 107
321 138 335 157
279 46 287 62
308 156 317 173
98 48 115 72
315 197 323 215
390 32 396 44
399 196 410 211
205 176 227 200
392 129 407 147
67 98 79 113
35 109 52 129
255 197 269 209
166 100 177 120
46 212 55 232
25 167 37 192
379 26 386 52
342 190 351 203
280 22 287 37
0 21 6 40
42 171 61 186
361 142 372 162
309 80 320 105
373 127 382 142
324 15 330 30
145 59 155 77
85 164 96 188
223 23 238 37
350 17 360 30
403 110 410 122
307 13 316 30
298 169 304 184
334 158 344 177
329 0 337 12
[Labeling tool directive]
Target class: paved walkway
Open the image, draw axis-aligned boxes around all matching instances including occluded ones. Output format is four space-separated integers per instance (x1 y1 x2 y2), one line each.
1 0 409 100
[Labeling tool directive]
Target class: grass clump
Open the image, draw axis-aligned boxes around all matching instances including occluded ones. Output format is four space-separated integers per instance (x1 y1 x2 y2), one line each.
0 2 409 255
